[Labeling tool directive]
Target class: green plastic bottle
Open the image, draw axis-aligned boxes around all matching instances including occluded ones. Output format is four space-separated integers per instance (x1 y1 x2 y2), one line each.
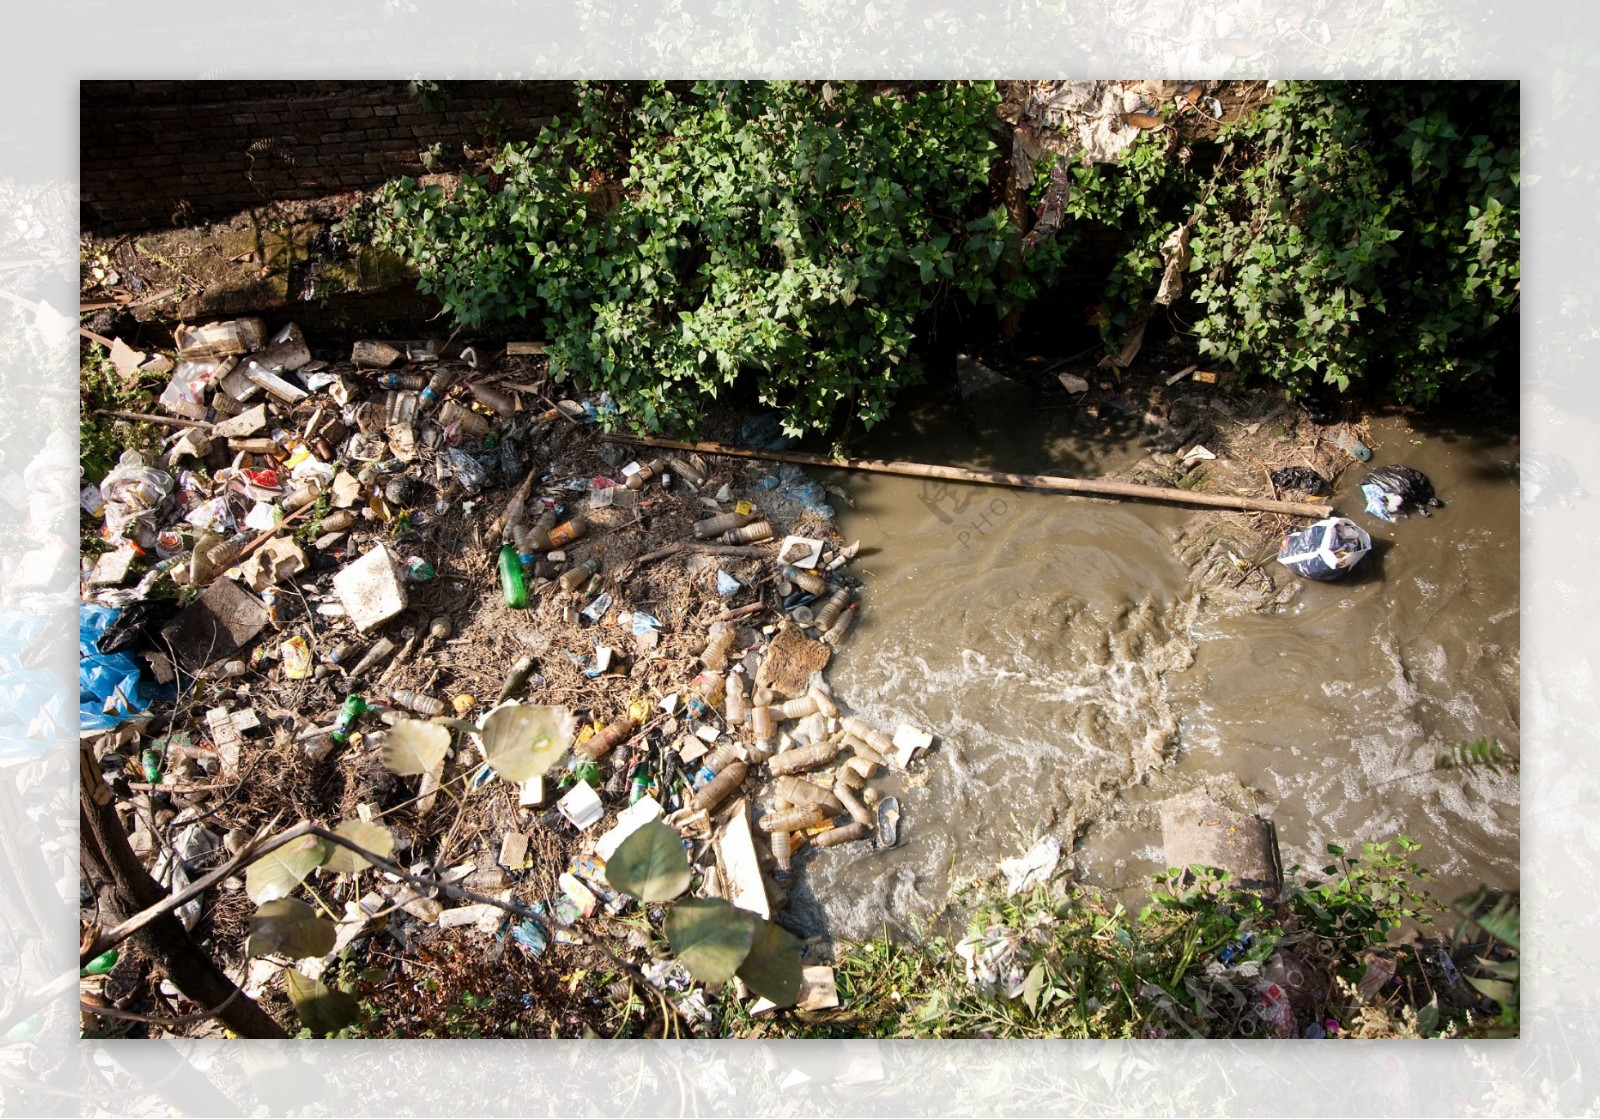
81 950 118 977
329 694 370 746
498 544 527 609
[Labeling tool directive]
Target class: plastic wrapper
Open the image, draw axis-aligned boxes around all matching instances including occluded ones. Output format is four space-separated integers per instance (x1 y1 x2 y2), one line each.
446 448 489 494
80 604 171 731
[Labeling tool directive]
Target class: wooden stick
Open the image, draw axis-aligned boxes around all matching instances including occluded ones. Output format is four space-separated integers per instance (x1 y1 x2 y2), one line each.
602 435 1334 519
95 408 212 430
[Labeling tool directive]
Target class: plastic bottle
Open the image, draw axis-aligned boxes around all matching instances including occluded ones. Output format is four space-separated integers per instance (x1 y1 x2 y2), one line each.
822 603 856 647
139 748 162 785
702 741 744 775
389 689 444 717
498 545 528 608
324 638 360 667
204 530 253 570
525 508 558 552
701 621 736 671
833 781 877 828
724 673 748 727
772 775 843 816
693 761 748 813
547 516 588 548
468 382 516 417
80 950 119 977
374 372 425 391
686 670 725 718
346 638 395 680
843 732 887 768
750 705 775 753
692 511 754 540
721 519 773 545
512 522 539 567
773 694 819 721
842 717 894 759
438 400 492 438
496 656 538 704
558 558 600 594
812 586 852 631
419 367 455 407
808 686 838 719
813 821 870 848
667 456 707 488
783 565 828 595
402 556 435 583
624 458 667 491
328 695 370 745
767 739 840 776
769 826 792 875
628 763 655 806
759 804 824 833
576 713 637 761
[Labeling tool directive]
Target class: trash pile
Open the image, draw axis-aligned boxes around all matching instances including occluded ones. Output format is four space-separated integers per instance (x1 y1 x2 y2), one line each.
79 316 937 1029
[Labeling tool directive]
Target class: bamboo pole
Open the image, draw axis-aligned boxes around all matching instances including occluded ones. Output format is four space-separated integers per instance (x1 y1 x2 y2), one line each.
602 435 1334 519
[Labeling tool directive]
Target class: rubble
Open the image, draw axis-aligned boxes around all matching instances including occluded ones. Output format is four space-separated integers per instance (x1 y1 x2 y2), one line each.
80 316 945 1034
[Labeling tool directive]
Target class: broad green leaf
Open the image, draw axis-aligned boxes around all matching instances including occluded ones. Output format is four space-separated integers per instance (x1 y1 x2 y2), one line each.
284 968 362 1036
1022 962 1045 1014
380 719 451 776
245 835 331 904
665 897 759 986
479 704 576 783
605 820 691 902
323 820 395 875
247 899 336 960
735 920 804 1007
1468 976 1516 1006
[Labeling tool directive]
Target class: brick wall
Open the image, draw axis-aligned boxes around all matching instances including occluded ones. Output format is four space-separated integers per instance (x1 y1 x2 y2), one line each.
80 80 580 233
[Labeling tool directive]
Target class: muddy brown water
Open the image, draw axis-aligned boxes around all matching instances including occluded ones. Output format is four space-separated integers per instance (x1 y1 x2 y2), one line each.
783 372 1519 941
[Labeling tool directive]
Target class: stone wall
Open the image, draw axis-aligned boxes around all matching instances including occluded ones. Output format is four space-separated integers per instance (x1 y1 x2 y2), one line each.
81 80 579 233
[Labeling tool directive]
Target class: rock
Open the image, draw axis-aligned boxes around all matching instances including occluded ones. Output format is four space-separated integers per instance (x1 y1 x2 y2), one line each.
1157 788 1280 892
88 547 138 587
1057 372 1091 394
212 404 269 439
161 578 269 674
332 545 408 633
240 538 307 591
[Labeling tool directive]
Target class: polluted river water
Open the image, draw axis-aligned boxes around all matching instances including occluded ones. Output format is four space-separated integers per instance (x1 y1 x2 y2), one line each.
782 370 1519 941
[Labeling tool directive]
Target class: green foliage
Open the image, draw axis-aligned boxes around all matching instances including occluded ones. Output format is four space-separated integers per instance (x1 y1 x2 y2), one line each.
244 834 332 904
247 898 337 960
79 341 165 487
357 80 1028 438
604 820 692 902
745 836 1500 1040
1063 81 1518 402
1436 735 1517 773
1452 886 1519 1036
1283 836 1434 950
476 704 577 782
285 966 363 1036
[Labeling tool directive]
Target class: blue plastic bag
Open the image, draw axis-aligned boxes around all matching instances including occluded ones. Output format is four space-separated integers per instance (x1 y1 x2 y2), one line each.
80 604 169 731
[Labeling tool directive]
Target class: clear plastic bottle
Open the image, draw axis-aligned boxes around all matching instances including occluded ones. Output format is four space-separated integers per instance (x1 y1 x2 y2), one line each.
558 558 600 594
693 760 748 813
721 519 773 545
389 689 444 716
693 511 753 540
767 738 840 776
